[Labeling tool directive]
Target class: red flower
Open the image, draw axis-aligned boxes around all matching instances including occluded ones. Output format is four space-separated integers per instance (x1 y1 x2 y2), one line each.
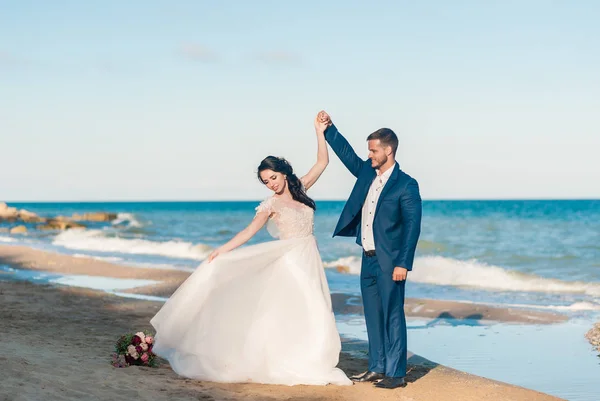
136 345 143 353
131 335 142 345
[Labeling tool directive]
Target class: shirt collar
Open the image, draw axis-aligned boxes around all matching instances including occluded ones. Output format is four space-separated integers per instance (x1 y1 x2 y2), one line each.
377 163 396 182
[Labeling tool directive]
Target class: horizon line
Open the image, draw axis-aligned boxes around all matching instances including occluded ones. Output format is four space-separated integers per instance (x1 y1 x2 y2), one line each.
4 197 600 204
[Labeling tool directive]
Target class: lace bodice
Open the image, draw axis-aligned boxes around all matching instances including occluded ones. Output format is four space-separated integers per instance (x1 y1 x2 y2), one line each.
255 196 314 239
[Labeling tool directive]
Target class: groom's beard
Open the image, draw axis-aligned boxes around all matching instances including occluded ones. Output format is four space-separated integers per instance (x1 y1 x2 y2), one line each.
370 157 387 169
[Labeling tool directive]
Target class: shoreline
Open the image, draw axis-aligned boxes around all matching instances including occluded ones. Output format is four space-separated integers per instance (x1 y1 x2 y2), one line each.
0 244 568 324
0 243 568 400
1 283 563 401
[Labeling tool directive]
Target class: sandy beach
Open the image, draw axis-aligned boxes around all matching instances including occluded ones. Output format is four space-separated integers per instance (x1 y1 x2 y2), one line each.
0 244 565 401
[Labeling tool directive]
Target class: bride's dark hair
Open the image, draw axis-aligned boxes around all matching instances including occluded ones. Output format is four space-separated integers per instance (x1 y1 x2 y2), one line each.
257 156 316 210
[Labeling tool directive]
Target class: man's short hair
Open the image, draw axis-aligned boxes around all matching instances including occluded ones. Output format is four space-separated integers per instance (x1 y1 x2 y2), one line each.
367 128 398 155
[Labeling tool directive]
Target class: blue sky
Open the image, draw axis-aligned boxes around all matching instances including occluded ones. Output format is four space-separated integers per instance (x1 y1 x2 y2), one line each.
1 0 598 201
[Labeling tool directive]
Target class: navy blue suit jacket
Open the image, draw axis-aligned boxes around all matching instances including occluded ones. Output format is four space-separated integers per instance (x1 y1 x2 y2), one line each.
324 124 422 272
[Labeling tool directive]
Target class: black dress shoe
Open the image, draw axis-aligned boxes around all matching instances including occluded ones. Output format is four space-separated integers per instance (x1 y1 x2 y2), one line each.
350 371 385 382
374 377 406 389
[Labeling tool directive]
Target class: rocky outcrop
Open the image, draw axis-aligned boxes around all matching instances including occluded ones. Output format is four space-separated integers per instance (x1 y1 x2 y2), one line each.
0 202 117 231
0 202 19 221
9 225 27 234
1 202 45 223
53 216 74 221
585 322 600 354
37 219 86 231
18 210 46 223
71 212 117 222
335 265 351 274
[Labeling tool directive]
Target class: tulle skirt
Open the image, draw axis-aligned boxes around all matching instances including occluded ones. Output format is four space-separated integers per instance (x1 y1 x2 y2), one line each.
150 235 351 386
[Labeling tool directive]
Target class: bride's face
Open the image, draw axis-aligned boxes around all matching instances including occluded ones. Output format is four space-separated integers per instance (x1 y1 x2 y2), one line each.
259 169 286 194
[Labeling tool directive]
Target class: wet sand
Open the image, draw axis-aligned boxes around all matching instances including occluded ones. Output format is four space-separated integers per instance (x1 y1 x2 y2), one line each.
0 244 565 400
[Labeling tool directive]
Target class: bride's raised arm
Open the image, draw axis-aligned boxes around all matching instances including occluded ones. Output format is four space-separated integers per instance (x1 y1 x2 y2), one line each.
300 114 330 191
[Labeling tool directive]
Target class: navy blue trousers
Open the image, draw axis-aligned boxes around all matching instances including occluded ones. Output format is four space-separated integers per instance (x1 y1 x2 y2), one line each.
360 253 407 378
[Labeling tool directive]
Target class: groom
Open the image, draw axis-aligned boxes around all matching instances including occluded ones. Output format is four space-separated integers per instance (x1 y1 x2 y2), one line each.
318 111 422 389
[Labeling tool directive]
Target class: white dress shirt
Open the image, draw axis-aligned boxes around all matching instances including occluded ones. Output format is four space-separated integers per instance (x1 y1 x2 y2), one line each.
361 163 395 252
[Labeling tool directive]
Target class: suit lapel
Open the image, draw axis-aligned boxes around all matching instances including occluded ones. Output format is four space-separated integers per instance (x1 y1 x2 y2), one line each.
356 169 376 207
374 164 399 217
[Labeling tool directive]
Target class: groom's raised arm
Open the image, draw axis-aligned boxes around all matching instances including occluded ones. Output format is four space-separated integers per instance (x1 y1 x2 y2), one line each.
323 123 364 178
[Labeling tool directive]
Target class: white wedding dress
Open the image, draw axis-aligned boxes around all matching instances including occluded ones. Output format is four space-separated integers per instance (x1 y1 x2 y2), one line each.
150 196 352 386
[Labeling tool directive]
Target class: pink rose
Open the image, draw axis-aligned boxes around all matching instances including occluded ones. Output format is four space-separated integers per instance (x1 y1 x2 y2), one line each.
145 336 153 345
140 353 149 363
127 345 139 360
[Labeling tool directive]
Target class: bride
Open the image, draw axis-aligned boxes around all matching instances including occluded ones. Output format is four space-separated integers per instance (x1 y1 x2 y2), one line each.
150 116 352 386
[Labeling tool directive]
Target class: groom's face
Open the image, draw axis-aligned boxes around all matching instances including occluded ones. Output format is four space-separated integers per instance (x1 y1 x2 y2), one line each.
367 139 390 169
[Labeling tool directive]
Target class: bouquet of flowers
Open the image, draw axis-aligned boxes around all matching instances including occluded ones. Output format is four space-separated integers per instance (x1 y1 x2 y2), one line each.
111 331 158 368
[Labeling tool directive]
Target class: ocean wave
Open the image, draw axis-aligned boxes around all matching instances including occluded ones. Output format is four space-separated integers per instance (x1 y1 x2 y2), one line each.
324 255 600 297
0 236 15 243
72 253 124 263
53 229 211 260
111 212 143 228
324 257 361 274
507 301 600 312
72 253 193 271
457 299 600 312
132 262 196 272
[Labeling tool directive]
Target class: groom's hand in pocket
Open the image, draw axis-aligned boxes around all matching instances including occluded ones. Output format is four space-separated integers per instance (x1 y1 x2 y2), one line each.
392 267 408 281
